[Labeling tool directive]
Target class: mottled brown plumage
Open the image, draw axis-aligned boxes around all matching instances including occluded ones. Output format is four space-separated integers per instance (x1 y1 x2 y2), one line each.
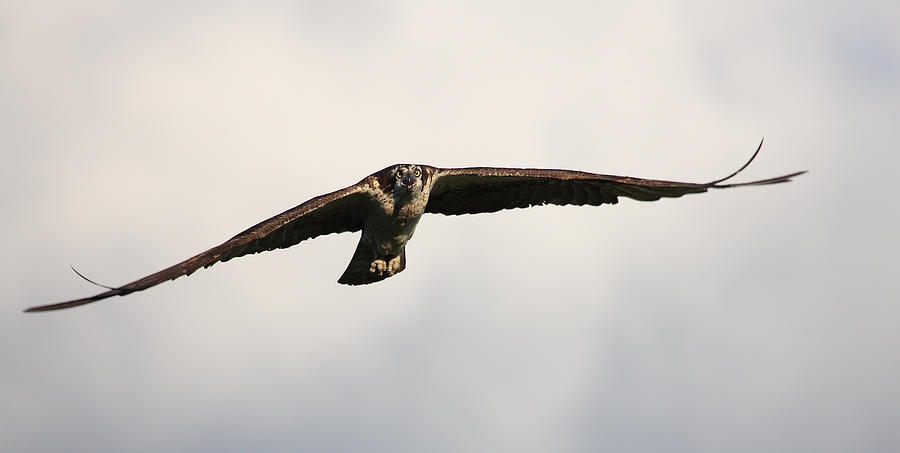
25 140 805 312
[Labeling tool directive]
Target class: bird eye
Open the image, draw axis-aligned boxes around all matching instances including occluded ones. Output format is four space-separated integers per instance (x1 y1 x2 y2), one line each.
414 168 421 177
395 168 405 179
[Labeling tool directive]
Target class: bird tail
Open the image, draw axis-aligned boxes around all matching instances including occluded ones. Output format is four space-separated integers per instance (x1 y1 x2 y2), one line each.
337 234 406 285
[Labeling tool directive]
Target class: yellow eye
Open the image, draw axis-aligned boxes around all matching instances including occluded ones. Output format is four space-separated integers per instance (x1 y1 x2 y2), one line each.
414 168 421 177
395 168 405 179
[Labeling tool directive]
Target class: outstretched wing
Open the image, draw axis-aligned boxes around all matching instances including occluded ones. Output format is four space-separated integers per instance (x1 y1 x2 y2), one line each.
25 182 376 312
426 140 805 215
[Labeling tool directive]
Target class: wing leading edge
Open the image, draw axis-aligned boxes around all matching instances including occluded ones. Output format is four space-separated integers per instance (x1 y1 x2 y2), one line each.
25 140 805 312
425 140 805 215
24 184 374 312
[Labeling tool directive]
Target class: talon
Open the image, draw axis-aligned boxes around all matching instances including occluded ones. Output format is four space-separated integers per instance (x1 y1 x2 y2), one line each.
369 260 387 275
368 257 401 277
386 255 402 275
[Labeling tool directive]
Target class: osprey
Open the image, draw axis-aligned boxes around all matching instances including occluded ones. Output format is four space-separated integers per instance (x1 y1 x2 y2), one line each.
25 141 804 312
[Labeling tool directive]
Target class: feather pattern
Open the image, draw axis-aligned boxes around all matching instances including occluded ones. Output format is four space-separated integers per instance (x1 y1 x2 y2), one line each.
425 141 804 215
24 184 376 311
24 141 805 312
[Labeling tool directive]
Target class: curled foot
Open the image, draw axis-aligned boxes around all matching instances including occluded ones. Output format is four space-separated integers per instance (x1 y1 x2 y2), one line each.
369 255 402 276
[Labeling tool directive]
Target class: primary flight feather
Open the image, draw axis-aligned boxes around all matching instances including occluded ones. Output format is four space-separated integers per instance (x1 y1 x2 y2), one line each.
25 140 805 312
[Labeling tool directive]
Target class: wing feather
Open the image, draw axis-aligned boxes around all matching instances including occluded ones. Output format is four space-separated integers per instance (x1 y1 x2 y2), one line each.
426 141 805 216
25 183 375 312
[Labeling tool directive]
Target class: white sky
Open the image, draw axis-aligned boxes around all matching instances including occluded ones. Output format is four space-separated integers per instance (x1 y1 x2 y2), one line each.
2 1 898 452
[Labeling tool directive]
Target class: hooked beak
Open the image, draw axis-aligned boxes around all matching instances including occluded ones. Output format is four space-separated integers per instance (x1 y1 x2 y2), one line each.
401 172 416 189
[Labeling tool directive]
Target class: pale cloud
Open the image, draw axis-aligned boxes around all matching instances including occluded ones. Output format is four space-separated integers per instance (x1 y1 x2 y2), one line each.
2 2 897 452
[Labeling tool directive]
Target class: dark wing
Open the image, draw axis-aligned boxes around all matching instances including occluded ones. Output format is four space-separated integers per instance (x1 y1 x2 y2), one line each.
25 182 376 312
426 140 805 215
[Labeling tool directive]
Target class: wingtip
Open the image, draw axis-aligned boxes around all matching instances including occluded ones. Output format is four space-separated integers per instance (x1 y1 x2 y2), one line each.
23 289 123 313
706 139 765 186
710 169 807 189
23 299 92 313
705 139 806 188
70 266 116 290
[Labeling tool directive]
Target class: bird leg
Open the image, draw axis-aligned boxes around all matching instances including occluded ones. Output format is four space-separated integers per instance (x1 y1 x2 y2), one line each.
369 255 402 276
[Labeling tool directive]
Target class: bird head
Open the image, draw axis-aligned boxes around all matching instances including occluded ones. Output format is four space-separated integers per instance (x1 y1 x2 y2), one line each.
393 165 424 196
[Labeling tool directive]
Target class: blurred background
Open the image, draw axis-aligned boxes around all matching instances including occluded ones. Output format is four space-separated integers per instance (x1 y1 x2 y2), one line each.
2 1 897 452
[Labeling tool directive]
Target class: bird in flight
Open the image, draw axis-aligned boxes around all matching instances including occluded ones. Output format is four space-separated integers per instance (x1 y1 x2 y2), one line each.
25 140 804 312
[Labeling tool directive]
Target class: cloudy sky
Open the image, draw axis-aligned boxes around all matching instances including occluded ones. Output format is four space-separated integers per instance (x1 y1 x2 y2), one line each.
2 1 897 452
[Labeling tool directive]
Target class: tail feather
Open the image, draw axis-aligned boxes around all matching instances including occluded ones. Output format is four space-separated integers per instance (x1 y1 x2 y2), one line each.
337 234 405 285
